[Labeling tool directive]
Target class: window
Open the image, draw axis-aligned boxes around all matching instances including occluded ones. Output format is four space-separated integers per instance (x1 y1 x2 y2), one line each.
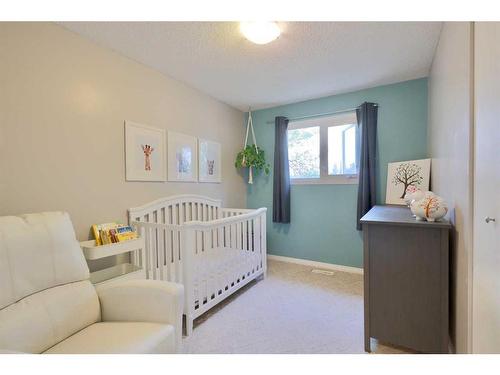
287 112 359 184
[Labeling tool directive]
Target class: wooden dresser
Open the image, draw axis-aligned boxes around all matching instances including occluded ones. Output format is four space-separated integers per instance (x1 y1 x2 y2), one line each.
360 205 451 353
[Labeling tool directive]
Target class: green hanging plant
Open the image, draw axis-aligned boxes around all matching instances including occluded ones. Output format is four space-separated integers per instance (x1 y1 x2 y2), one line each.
235 145 270 184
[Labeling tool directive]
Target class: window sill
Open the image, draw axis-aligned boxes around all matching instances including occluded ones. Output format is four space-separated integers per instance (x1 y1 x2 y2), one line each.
290 176 359 185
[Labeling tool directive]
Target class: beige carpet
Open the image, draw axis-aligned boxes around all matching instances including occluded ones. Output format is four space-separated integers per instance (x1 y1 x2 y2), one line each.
182 259 411 354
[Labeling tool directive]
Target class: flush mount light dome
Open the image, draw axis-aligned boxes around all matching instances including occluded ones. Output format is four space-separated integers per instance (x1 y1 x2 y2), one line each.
240 22 281 45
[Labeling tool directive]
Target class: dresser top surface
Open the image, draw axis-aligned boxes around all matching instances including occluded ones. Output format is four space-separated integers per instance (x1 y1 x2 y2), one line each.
360 205 452 228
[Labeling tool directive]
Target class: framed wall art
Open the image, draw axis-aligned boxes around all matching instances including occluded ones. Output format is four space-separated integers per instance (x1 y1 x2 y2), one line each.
198 138 222 183
167 131 198 182
125 121 166 182
385 158 431 205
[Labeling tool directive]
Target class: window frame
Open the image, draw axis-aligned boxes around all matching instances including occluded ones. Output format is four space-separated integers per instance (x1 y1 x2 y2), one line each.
288 111 359 185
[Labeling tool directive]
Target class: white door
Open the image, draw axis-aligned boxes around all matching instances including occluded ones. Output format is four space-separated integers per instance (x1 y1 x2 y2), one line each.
473 22 500 353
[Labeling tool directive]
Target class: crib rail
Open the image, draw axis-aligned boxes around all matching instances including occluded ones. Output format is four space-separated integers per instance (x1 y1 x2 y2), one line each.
220 208 255 218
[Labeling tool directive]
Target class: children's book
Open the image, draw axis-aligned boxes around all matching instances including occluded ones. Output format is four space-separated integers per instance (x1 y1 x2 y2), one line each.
92 223 138 245
92 222 117 246
116 226 138 242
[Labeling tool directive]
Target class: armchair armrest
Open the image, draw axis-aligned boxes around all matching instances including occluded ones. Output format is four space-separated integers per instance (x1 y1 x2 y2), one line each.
97 279 184 349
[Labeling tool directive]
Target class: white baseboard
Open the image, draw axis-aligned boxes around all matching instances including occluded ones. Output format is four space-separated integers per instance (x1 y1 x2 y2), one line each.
267 254 363 275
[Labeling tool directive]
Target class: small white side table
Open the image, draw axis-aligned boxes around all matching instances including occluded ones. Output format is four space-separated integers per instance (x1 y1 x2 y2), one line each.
80 237 146 288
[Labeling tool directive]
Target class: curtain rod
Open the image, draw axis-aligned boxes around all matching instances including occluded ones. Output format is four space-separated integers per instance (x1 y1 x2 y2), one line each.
264 104 379 124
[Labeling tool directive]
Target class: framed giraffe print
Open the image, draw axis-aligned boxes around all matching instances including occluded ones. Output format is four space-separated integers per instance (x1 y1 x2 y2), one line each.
125 121 166 182
198 138 221 183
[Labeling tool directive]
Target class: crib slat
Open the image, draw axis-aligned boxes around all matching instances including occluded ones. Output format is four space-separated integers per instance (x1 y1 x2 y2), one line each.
153 209 159 279
163 228 170 281
261 212 267 273
253 217 259 272
230 222 234 249
147 227 155 280
223 224 229 291
163 228 168 279
211 228 219 299
236 222 240 250
158 226 165 280
144 214 151 279
211 236 218 302
174 228 179 282
217 226 223 249
223 225 227 248
152 227 158 280
175 228 181 283
131 218 141 266
243 220 248 252
203 229 211 303
139 223 148 279
200 229 207 305
233 222 238 250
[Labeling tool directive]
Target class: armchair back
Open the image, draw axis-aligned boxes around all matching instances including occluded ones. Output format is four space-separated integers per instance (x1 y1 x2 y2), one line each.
0 212 100 353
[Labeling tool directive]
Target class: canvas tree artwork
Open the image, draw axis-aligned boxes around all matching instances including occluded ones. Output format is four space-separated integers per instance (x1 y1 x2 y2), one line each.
392 162 424 199
385 158 431 205
125 121 166 181
199 139 221 183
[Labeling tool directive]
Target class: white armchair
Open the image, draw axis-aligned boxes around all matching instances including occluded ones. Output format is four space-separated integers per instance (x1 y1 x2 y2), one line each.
0 212 183 354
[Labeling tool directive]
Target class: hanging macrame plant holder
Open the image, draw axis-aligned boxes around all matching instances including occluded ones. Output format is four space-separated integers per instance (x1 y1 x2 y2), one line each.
242 110 259 184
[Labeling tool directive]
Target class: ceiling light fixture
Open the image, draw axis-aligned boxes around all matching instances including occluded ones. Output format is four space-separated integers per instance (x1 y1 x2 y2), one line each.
240 22 281 45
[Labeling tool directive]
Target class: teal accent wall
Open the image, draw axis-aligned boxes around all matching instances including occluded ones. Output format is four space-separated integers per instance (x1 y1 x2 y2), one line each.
246 78 428 268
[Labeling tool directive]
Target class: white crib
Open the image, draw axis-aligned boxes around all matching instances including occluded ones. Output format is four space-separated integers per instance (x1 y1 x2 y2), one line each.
128 195 267 335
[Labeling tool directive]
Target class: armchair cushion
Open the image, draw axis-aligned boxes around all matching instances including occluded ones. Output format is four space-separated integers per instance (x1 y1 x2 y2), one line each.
44 322 175 354
0 280 100 353
97 279 183 349
0 212 89 310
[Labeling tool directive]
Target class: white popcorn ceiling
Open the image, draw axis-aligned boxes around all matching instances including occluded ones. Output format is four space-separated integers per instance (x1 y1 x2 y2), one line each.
59 22 442 111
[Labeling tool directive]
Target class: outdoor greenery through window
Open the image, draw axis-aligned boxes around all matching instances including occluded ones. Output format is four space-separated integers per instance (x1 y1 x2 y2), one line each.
288 126 320 178
287 112 359 184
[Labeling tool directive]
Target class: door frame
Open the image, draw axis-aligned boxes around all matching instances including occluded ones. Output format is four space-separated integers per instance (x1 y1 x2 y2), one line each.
468 20 475 354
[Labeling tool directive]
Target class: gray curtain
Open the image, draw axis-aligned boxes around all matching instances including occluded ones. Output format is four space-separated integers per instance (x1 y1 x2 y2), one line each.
273 116 290 223
356 102 378 230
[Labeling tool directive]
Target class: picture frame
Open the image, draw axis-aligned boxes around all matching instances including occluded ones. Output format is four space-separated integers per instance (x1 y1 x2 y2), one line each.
125 121 166 182
385 158 431 205
198 138 222 183
167 131 198 182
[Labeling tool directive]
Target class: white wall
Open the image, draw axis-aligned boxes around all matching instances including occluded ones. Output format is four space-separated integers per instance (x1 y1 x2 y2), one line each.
428 22 473 353
0 23 246 241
